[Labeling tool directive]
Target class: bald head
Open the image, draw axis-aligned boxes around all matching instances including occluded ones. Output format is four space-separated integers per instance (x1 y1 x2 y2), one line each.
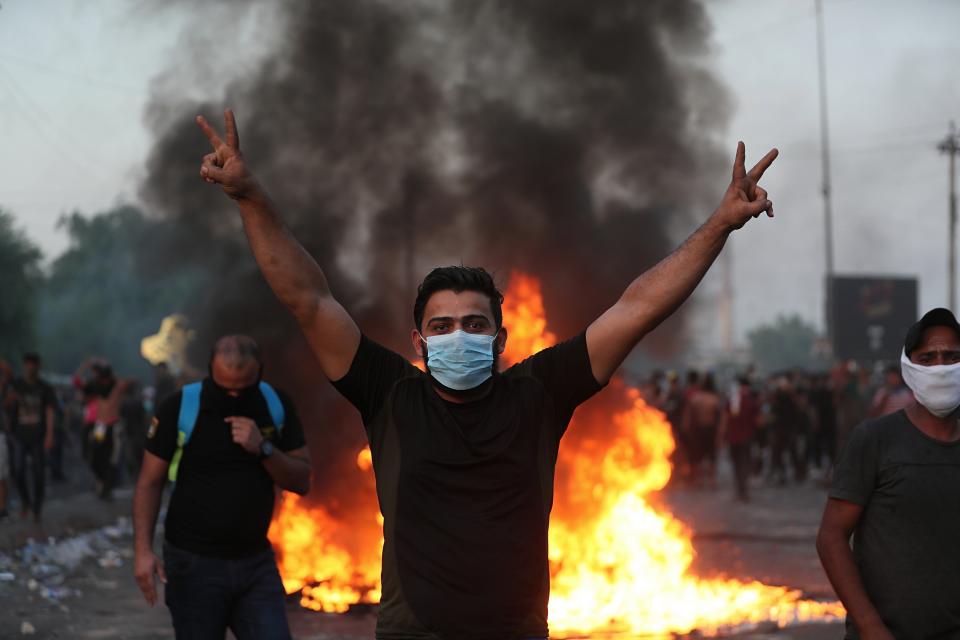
211 335 261 394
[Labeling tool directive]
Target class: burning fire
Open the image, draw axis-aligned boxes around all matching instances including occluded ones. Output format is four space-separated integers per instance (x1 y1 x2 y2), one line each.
267 492 382 612
268 269 844 633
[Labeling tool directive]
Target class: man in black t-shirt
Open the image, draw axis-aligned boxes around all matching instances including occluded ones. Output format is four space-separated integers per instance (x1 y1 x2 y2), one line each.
5 353 56 522
817 308 960 639
132 335 311 640
195 110 779 639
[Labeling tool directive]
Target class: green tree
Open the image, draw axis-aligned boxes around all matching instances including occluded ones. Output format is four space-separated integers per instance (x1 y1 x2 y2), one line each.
37 205 208 376
0 208 42 362
747 313 827 373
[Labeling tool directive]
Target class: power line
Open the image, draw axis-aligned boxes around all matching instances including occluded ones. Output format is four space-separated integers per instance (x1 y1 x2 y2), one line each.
0 50 143 96
0 63 112 186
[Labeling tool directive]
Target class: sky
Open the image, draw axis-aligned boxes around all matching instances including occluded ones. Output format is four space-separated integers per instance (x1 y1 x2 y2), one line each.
0 0 958 353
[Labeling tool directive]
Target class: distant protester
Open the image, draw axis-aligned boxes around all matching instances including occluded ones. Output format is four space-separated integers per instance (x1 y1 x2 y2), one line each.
720 376 759 501
817 308 960 639
0 359 13 520
74 358 133 500
868 364 913 417
682 372 723 487
5 353 57 522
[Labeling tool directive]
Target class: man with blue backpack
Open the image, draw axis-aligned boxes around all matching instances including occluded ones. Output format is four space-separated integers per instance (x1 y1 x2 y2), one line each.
132 334 310 639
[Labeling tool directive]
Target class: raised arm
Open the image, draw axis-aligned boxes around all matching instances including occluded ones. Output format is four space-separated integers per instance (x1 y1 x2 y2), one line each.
197 110 360 380
585 142 778 384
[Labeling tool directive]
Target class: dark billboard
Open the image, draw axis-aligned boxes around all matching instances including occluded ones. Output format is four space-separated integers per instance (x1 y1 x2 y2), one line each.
830 275 918 362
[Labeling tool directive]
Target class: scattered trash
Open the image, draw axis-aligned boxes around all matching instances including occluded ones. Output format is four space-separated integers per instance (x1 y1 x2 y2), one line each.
7 517 135 604
30 563 61 579
97 550 123 569
20 621 35 635
40 585 80 601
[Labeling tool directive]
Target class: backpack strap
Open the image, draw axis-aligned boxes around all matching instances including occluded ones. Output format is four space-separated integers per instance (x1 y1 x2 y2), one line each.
258 381 285 433
168 382 203 482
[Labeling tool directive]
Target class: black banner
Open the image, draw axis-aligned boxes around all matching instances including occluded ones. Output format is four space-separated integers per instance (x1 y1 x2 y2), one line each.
830 275 918 362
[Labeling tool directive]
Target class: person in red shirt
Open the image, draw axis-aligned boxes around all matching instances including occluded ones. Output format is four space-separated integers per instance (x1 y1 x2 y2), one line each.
720 376 759 502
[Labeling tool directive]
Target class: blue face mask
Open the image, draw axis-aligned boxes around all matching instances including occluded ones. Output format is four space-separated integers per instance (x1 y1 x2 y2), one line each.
420 329 498 391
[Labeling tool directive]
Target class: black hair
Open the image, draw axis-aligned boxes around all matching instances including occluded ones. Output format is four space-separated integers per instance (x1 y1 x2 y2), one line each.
413 266 504 332
22 352 40 364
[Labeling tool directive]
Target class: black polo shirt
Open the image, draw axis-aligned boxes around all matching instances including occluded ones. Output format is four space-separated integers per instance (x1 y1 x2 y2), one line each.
333 332 603 640
146 378 306 558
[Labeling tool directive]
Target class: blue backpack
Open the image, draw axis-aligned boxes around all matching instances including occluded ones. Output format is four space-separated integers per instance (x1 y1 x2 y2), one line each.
167 381 285 482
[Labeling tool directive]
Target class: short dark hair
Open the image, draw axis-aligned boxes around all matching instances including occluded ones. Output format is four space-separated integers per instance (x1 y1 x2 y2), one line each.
413 267 504 332
22 352 40 365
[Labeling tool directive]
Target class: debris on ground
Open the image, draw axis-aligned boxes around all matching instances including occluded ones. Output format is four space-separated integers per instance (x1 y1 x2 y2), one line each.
0 517 133 605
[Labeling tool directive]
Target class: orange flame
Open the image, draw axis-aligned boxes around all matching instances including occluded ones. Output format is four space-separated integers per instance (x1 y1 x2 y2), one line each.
267 491 382 612
500 271 558 367
269 268 844 633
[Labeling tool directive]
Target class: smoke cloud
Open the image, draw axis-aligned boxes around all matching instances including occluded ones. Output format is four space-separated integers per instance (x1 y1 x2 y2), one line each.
137 0 729 500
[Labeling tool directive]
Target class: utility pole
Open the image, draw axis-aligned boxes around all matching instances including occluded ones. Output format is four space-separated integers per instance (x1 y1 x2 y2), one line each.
938 121 959 311
815 0 836 352
719 249 734 355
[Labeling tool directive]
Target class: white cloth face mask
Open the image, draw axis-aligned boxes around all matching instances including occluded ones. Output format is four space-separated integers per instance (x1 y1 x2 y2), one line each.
900 349 960 418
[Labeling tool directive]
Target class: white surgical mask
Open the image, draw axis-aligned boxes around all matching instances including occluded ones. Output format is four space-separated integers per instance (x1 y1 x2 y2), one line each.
419 330 497 391
900 349 960 418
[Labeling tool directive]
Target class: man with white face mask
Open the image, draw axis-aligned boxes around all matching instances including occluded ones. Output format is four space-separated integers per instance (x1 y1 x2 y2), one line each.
817 308 960 640
195 110 779 640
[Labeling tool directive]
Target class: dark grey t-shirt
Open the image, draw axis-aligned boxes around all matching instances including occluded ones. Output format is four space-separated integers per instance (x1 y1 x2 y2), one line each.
830 410 960 639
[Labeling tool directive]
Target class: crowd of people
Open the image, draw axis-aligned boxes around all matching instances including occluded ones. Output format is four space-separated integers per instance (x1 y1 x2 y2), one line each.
0 345 917 520
638 360 915 501
0 354 178 522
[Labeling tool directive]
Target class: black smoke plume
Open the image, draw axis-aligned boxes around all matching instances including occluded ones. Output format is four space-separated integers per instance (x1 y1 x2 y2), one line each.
138 0 729 502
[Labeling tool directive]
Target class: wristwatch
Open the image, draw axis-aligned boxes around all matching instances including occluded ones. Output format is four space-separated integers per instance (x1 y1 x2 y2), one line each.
258 439 275 461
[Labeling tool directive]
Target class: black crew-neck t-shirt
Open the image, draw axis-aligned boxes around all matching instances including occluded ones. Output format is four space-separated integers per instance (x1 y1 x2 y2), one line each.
145 378 306 558
332 332 603 640
830 410 960 639
7 378 57 440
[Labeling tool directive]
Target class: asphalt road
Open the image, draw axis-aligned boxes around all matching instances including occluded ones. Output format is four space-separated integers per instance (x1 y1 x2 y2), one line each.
0 448 844 639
